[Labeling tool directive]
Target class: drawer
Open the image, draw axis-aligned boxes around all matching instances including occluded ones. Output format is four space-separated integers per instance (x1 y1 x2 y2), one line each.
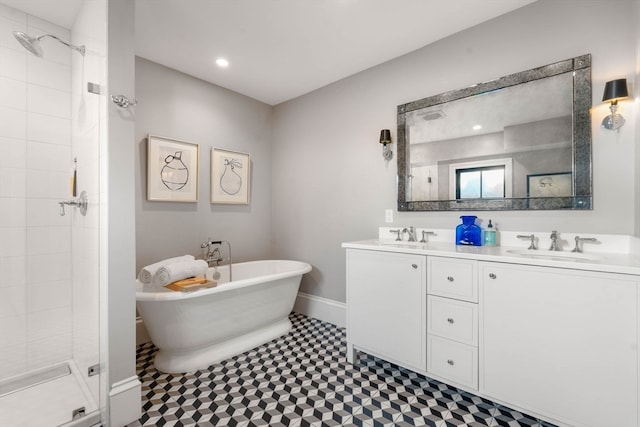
427 335 478 390
428 257 478 302
427 296 478 345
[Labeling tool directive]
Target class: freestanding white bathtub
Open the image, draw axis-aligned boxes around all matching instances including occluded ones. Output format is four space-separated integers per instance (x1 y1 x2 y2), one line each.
136 260 312 373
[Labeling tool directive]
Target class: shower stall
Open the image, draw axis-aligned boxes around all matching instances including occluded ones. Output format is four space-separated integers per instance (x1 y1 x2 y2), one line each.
0 1 107 425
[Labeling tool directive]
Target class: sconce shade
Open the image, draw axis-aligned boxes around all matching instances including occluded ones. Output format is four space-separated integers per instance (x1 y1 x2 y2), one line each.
602 78 629 102
379 129 391 145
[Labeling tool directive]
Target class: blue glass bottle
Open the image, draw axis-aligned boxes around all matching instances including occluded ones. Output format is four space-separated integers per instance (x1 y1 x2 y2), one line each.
456 215 482 246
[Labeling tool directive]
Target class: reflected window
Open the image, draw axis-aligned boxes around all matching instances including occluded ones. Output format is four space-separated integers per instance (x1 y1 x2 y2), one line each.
456 166 505 199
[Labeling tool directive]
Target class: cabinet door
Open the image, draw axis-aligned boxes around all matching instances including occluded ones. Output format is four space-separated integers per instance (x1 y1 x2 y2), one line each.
480 262 638 427
347 249 426 371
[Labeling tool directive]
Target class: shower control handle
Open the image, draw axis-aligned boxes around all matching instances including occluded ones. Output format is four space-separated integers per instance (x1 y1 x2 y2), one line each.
59 191 88 216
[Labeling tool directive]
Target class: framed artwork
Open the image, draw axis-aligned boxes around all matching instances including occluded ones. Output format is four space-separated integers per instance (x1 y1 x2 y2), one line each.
147 135 199 202
527 172 572 198
211 148 250 204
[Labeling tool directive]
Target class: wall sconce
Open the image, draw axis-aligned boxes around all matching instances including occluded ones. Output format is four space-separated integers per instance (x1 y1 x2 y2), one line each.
601 78 629 130
380 129 392 160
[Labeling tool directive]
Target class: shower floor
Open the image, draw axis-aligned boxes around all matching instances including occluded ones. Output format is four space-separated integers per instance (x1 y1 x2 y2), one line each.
0 360 98 427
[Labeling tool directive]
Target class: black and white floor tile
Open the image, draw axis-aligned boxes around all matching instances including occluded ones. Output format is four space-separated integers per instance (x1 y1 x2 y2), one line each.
128 313 557 427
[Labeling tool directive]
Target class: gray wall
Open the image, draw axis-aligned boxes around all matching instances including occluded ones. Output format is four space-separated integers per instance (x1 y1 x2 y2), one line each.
271 0 639 302
133 0 638 304
134 58 274 270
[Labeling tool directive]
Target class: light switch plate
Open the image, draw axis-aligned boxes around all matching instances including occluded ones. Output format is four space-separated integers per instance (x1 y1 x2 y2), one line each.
385 209 393 223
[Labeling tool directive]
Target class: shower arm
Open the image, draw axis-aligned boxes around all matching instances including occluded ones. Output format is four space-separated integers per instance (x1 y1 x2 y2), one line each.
37 34 86 55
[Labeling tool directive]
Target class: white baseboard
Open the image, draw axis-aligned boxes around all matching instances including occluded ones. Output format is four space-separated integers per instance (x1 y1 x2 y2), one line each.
293 292 346 328
109 376 141 427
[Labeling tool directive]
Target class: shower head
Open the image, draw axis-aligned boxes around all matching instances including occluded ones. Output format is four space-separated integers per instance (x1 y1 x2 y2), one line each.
13 31 43 57
12 31 86 57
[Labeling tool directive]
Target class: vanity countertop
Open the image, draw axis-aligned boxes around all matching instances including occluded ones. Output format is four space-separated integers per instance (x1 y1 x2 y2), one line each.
342 239 640 276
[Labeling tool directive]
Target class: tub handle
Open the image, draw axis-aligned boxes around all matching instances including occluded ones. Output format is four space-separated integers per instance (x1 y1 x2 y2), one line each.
201 239 232 282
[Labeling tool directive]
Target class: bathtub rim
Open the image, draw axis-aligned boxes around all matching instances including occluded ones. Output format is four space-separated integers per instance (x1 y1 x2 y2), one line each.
135 259 311 302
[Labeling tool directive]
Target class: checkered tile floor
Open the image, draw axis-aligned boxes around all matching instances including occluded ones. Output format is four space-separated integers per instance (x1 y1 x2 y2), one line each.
128 313 557 427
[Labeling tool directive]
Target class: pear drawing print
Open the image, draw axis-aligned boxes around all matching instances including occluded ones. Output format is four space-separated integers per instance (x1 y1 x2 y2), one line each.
220 158 243 195
161 151 189 191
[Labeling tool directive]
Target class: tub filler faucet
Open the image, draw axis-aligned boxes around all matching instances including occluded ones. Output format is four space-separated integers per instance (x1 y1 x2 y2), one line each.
200 239 232 281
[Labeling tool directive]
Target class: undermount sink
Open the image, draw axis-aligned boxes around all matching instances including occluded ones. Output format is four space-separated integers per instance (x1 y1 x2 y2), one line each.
506 249 602 262
378 241 427 247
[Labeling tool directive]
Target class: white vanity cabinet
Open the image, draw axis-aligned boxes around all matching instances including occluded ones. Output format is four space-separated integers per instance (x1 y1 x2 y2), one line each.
346 249 426 373
343 237 640 427
480 262 639 427
427 257 479 389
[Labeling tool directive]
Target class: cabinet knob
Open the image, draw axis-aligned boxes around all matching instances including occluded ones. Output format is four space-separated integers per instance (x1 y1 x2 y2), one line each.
447 359 455 366
447 318 455 324
447 276 454 282
411 264 418 269
489 273 497 279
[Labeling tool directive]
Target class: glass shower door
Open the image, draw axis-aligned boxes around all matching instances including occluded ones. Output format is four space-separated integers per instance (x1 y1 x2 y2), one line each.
0 1 105 425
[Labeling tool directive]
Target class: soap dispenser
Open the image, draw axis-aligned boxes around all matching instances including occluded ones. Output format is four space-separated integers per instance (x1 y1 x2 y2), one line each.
484 219 497 246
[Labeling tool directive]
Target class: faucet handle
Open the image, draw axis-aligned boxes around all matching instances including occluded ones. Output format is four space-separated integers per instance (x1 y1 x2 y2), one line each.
389 229 402 241
517 234 537 250
420 230 436 243
571 236 598 253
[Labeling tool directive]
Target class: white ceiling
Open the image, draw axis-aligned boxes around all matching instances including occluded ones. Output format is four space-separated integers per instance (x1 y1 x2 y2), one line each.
1 0 83 28
4 0 536 106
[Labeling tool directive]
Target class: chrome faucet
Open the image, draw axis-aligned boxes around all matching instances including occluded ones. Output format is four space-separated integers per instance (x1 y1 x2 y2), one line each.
549 231 561 251
517 234 537 250
403 226 417 242
200 239 232 281
571 236 597 253
420 230 436 243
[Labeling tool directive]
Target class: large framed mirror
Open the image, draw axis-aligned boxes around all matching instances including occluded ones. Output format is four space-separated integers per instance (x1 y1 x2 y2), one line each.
397 54 592 211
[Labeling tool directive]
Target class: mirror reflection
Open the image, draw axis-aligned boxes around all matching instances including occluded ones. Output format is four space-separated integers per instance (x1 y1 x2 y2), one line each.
397 54 592 211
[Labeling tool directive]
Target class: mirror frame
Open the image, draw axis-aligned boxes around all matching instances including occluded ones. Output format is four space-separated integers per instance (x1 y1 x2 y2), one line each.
397 54 592 211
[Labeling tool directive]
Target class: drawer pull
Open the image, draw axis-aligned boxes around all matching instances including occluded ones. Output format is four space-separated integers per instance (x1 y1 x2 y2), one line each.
411 264 418 269
489 273 497 279
447 318 455 324
447 276 454 282
447 359 455 366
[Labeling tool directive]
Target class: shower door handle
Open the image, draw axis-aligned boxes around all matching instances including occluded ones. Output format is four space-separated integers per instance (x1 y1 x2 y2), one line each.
110 94 137 108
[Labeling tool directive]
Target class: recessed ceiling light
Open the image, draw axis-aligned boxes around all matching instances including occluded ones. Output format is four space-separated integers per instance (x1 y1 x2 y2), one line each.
472 124 482 131
216 58 229 68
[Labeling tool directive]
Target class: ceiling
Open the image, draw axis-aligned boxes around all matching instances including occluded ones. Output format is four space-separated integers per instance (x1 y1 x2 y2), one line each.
1 0 84 28
5 0 536 106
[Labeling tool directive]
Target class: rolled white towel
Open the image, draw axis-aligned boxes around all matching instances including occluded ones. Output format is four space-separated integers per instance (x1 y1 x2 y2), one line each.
138 255 195 284
153 259 209 287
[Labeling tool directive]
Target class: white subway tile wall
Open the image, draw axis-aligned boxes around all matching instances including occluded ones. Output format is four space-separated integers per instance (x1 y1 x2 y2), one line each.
0 3 73 380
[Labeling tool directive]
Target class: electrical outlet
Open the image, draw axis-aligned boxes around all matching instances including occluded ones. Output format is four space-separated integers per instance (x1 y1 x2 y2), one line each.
385 209 393 223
